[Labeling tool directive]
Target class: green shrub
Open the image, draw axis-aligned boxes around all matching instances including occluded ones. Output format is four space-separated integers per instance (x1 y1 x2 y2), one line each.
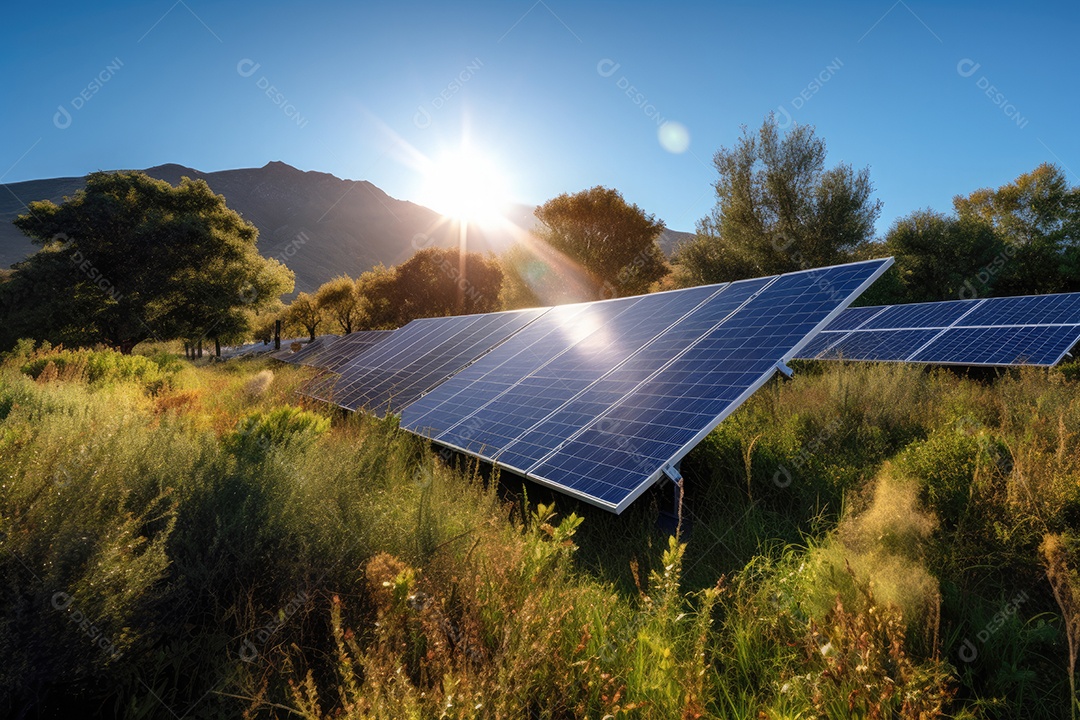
897 421 983 530
17 345 175 392
226 404 330 457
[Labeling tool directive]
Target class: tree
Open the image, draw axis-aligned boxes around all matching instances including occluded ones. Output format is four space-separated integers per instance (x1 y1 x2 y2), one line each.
251 301 287 344
286 292 323 341
316 275 362 334
530 186 668 299
391 248 503 323
499 242 598 309
3 171 293 352
954 163 1080 294
666 233 759 290
673 115 881 285
355 264 399 330
870 210 1004 303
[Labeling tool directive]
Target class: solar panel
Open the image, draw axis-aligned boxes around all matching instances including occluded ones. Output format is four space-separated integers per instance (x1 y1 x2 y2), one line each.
491 282 760 476
307 309 548 414
861 300 971 330
303 330 395 370
399 302 607 439
407 286 720 461
911 325 1080 365
301 316 477 408
798 292 1080 367
403 258 893 512
801 328 942 362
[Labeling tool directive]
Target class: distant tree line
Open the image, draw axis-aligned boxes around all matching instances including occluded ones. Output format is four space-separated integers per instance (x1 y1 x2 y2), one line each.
269 248 504 342
2 115 1078 355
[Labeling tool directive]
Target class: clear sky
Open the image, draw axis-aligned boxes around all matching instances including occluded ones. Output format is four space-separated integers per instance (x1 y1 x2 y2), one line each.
2 0 1077 234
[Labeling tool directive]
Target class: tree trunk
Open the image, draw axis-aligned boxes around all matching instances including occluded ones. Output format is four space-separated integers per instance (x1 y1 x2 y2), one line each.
274 320 281 350
215 338 221 357
197 339 202 358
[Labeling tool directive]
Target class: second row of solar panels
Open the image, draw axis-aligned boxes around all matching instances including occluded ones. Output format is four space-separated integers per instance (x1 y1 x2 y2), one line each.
798 292 1080 366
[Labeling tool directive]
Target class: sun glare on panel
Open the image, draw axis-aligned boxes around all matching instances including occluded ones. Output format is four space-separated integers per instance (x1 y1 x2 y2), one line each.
420 149 510 226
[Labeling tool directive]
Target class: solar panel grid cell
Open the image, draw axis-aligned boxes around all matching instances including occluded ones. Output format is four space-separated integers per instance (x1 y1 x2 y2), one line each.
961 294 1080 327
862 299 974 330
913 324 1080 366
490 285 722 472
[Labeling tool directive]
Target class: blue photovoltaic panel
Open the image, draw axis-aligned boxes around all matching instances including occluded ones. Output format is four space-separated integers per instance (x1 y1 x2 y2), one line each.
331 309 547 414
401 302 609 440
824 305 885 332
492 281 761 476
808 329 942 362
798 330 842 359
343 309 547 414
313 314 485 408
862 300 972 330
416 285 722 467
912 325 1080 366
960 294 1080 327
418 295 645 455
523 260 891 509
317 330 397 371
403 258 892 512
797 292 1080 366
300 317 471 406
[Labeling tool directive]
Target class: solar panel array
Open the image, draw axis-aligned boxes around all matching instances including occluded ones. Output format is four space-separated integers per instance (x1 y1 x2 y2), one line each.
798 292 1080 366
291 258 892 512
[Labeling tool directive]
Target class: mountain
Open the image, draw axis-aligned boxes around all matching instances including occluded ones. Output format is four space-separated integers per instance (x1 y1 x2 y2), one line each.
0 162 694 294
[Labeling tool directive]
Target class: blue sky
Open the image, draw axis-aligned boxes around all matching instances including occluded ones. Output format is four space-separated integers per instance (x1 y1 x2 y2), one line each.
2 0 1077 234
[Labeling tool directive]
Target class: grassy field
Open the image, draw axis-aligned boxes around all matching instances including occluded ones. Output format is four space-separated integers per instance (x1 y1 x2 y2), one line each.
2 341 1079 719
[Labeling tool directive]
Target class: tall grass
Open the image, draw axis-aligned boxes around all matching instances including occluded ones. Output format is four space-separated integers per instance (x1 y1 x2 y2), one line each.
1 347 1079 717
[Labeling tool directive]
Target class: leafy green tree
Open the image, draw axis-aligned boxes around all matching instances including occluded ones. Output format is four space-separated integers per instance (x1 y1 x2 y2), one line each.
286 292 323 341
530 186 668 299
0 245 104 349
355 264 399 330
954 163 1080 294
870 210 1004 303
667 234 759 290
3 171 293 352
391 247 502 323
316 275 362 334
499 242 599 309
674 115 881 285
251 301 287 343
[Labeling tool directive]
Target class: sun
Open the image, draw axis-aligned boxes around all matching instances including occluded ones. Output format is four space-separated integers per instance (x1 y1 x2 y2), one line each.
420 148 510 225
